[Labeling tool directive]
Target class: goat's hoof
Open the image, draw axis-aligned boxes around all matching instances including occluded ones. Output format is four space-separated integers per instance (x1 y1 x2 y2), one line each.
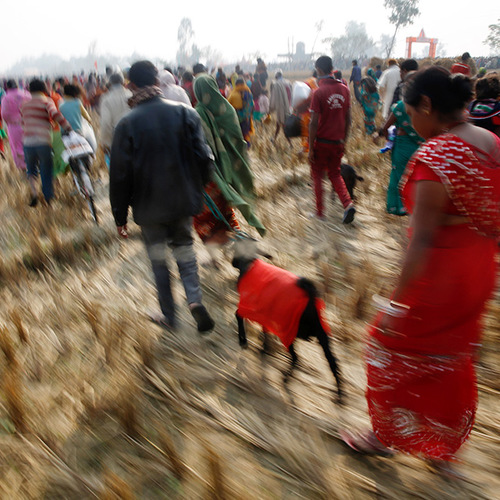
239 338 248 348
336 391 345 406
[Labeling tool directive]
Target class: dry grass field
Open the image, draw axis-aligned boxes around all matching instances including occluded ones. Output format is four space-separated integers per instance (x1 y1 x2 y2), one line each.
0 104 499 499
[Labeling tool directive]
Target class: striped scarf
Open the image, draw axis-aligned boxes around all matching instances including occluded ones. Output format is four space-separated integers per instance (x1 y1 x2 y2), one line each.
128 85 163 108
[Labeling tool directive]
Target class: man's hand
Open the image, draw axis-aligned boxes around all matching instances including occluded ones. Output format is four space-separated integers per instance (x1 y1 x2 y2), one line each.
117 225 129 239
308 149 314 163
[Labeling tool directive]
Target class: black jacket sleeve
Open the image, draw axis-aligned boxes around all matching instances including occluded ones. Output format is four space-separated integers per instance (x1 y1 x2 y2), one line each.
184 107 214 186
109 117 133 226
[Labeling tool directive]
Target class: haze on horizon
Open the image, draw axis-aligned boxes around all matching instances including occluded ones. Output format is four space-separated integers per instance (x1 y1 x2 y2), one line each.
1 0 498 74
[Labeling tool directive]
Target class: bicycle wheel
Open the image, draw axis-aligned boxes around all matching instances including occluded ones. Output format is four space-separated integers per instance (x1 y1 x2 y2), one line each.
77 158 95 198
73 157 98 224
87 196 99 224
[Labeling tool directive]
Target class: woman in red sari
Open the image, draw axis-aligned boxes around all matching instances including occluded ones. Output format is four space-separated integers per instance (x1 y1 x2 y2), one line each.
342 67 500 477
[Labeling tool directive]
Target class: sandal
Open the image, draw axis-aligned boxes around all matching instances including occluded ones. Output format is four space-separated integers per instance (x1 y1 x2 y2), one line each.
340 429 395 457
426 459 467 481
147 311 176 331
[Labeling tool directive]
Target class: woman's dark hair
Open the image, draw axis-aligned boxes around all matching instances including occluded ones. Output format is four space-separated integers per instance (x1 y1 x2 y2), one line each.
400 58 418 72
29 79 48 94
475 75 500 100
361 76 377 94
315 56 333 75
182 71 193 83
128 60 158 88
404 66 473 117
6 79 18 89
63 84 81 97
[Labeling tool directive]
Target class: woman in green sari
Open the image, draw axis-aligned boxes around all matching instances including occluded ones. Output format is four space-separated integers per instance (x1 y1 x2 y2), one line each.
379 99 424 215
359 77 380 135
193 74 265 243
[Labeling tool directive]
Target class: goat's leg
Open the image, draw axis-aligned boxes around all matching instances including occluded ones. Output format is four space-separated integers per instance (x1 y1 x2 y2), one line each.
260 330 271 356
316 329 343 403
283 343 298 383
236 312 248 348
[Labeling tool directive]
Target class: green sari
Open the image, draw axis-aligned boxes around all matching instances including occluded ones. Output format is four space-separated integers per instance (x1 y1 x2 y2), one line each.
387 100 423 215
194 74 265 236
51 130 69 177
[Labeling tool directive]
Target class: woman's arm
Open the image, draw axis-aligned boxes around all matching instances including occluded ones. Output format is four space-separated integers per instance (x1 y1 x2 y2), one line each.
391 180 448 303
80 103 92 125
378 112 396 139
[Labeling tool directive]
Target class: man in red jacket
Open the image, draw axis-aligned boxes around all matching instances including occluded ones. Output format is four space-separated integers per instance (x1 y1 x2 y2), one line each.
308 56 355 224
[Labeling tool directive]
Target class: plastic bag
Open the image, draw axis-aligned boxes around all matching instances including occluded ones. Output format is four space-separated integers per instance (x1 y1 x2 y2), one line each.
61 131 93 162
291 81 311 109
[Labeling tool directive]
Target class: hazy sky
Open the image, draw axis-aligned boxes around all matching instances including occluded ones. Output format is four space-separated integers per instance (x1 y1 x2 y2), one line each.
1 0 498 71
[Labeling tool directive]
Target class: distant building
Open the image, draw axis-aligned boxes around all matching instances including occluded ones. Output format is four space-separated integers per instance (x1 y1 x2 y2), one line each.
278 42 314 69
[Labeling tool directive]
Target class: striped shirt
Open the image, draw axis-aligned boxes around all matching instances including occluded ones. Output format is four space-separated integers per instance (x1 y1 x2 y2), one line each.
21 93 70 146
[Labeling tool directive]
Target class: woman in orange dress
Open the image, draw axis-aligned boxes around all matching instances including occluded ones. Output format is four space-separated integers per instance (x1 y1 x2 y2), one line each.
342 66 500 478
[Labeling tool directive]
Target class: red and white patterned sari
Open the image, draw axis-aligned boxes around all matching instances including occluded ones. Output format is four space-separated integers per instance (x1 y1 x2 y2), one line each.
366 133 500 460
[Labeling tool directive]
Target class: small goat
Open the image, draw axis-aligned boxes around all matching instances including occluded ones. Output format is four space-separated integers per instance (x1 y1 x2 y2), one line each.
232 239 343 402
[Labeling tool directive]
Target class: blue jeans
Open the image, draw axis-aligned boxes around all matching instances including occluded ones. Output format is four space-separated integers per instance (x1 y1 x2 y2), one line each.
24 144 54 201
141 218 202 325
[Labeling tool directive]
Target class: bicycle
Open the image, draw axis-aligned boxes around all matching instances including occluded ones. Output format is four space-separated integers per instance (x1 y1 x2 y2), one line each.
61 131 98 224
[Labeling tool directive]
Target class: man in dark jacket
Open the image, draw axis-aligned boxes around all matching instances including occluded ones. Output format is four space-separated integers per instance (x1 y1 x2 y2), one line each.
110 60 215 333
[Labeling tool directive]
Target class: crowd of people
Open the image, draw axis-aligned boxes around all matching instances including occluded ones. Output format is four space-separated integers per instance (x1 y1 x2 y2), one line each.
1 51 499 481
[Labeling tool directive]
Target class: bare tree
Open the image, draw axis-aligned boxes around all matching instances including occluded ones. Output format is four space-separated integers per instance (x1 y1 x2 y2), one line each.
311 20 324 58
485 19 500 54
325 21 375 68
176 17 195 67
384 0 420 57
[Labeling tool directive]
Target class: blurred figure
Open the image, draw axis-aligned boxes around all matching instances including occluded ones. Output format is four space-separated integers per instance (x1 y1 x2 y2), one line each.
192 63 207 76
60 84 97 153
255 57 268 86
216 67 229 97
228 77 254 144
0 87 6 158
468 73 500 137
343 67 500 479
1 79 31 170
308 56 355 223
391 58 418 106
269 70 292 144
333 70 348 87
375 64 382 79
21 79 71 205
451 51 472 76
359 76 380 135
230 64 243 87
193 73 265 246
158 70 190 105
377 72 424 215
367 66 378 81
349 60 362 103
293 70 318 154
181 71 196 106
99 72 132 160
378 59 401 119
110 60 215 332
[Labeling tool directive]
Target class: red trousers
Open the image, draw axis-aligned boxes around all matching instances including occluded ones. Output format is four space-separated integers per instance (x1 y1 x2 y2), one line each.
310 142 352 217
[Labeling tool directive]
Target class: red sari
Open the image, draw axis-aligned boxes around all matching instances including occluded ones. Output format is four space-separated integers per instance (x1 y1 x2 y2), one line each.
193 181 240 244
366 133 500 460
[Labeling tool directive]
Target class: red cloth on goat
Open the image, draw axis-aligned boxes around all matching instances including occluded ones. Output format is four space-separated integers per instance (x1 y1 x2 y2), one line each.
237 259 330 349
